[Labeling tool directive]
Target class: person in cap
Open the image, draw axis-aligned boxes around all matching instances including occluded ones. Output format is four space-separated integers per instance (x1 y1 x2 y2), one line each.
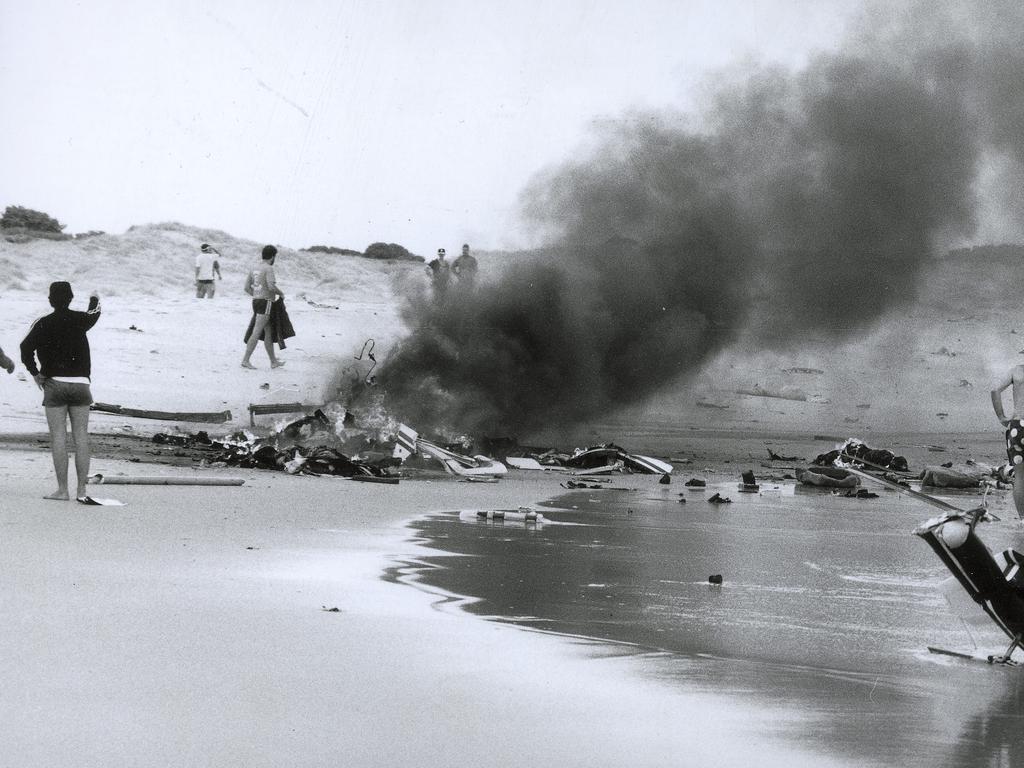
241 245 285 369
425 247 451 298
451 243 478 289
195 243 223 298
20 281 102 501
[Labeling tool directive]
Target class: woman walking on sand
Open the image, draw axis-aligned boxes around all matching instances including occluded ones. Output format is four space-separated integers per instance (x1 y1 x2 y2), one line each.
241 244 285 369
20 281 101 502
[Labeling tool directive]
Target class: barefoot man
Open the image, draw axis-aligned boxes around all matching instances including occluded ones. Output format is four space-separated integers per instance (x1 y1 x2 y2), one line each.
241 244 285 369
991 363 1024 518
20 281 101 501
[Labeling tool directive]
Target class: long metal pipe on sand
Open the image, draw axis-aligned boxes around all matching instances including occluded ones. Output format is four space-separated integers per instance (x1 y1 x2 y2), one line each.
88 474 245 486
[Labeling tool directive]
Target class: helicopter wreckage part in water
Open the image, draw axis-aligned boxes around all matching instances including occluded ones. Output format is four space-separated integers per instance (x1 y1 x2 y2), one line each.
459 508 546 523
914 509 1024 662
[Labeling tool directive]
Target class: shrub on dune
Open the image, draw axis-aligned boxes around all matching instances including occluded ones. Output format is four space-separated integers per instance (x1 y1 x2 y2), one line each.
1 205 69 239
363 242 422 262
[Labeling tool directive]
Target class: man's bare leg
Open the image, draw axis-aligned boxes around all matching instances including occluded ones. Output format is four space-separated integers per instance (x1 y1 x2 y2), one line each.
242 313 272 368
44 405 70 500
264 337 283 367
68 405 91 499
1011 466 1024 520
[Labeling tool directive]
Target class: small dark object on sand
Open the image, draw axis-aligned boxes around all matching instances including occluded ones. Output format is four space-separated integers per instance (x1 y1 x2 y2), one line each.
685 478 706 488
883 472 910 487
708 493 732 504
844 488 879 499
659 474 671 485
678 497 686 504
708 574 723 585
321 606 341 613
739 470 759 492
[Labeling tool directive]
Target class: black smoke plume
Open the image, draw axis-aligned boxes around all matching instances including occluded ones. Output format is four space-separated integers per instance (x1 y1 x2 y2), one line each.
370 2 1024 438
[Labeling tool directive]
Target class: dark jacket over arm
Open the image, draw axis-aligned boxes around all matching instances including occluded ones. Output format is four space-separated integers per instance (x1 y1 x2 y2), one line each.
21 296 101 377
243 297 295 349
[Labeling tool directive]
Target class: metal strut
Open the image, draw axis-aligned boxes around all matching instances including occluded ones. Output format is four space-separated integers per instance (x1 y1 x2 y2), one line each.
989 634 1023 665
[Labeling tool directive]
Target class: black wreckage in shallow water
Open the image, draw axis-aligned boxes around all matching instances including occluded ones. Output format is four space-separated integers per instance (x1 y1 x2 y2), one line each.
813 439 909 472
915 508 1024 665
849 466 1024 663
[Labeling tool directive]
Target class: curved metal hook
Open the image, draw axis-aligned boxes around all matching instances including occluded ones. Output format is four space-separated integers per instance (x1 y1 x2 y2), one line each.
355 339 375 361
355 339 378 384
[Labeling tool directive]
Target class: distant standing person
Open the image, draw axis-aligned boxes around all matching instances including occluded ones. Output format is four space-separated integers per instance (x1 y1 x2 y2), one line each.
426 247 451 298
0 344 14 373
991 363 1024 518
451 243 478 289
195 243 222 298
241 244 285 369
20 281 101 502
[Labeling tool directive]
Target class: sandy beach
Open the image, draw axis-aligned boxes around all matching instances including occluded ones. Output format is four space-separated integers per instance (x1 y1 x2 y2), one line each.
1 226 1021 766
0 233 815 767
14 2 1024 764
1 448 859 768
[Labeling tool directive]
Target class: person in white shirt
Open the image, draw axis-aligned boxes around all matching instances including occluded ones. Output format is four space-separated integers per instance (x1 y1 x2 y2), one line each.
195 243 222 298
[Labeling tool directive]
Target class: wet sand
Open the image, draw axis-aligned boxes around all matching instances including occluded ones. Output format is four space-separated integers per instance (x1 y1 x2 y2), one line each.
1 436 862 768
2 424 1017 766
408 469 1024 767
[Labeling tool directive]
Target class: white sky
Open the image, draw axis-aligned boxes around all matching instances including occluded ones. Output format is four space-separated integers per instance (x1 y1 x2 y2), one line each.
0 1 857 255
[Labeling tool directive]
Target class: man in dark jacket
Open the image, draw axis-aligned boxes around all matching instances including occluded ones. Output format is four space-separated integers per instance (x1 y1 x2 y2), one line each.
20 281 101 501
451 243 478 289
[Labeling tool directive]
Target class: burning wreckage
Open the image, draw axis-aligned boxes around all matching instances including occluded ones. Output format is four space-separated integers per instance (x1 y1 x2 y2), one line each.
153 409 399 481
391 424 673 478
152 410 675 483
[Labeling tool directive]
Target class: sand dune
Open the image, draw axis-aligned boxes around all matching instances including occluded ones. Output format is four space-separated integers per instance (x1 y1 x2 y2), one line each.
0 222 1016 442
